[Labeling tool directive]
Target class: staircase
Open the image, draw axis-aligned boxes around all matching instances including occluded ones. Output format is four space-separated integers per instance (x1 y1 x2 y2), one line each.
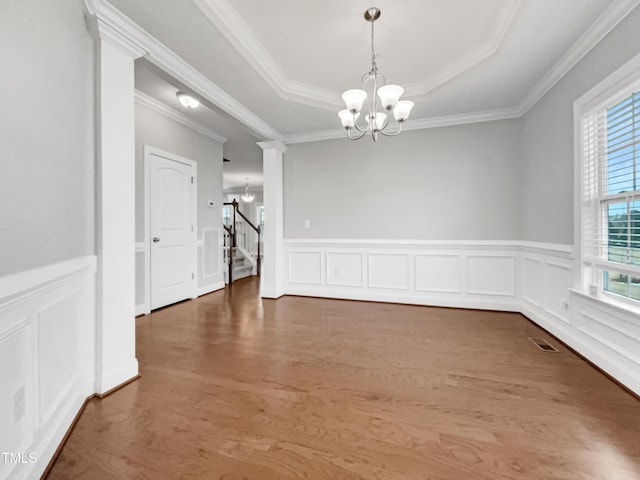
226 247 256 283
223 200 261 285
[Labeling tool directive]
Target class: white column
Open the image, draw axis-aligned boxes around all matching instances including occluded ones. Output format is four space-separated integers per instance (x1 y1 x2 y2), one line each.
258 141 287 299
88 16 146 393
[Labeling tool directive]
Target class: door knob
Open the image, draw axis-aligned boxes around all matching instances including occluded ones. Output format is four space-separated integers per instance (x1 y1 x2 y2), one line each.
152 237 160 243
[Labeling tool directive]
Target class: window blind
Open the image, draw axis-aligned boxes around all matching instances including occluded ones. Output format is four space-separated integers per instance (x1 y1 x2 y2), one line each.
581 91 640 276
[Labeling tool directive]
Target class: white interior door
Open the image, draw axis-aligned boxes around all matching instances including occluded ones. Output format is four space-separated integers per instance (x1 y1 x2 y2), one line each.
149 153 196 309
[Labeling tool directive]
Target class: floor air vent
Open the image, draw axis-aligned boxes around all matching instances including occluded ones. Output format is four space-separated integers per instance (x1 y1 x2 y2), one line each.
528 337 559 352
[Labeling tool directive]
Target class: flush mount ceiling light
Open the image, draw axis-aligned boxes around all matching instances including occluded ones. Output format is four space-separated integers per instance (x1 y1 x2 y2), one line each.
338 7 415 142
176 91 200 109
240 178 255 202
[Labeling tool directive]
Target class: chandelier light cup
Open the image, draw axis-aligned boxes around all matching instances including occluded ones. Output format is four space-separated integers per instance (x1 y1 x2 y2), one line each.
337 7 414 141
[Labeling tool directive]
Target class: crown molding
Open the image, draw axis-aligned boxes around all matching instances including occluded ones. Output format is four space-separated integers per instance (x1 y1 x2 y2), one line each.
282 107 523 145
257 141 287 153
85 0 283 141
517 0 640 115
404 0 521 97
135 90 227 143
84 1 146 59
284 0 640 145
194 0 520 108
193 0 341 111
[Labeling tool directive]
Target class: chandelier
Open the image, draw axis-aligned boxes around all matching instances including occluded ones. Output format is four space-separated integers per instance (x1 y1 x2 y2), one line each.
338 7 414 141
240 178 255 202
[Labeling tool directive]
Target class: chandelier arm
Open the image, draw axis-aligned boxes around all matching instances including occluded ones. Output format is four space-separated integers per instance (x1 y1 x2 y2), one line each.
347 128 367 141
351 111 369 133
378 122 404 137
378 109 392 132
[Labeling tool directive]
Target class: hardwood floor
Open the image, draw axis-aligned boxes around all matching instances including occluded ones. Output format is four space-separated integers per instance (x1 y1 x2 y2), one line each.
48 277 640 479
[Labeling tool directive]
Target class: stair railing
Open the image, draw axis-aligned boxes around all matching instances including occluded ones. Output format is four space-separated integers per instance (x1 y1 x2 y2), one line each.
223 200 261 284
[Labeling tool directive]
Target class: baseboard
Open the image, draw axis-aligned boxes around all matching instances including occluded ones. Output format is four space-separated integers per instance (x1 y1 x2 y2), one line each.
260 289 284 299
95 359 139 395
285 287 519 312
5 377 95 480
135 303 149 316
96 374 141 399
197 282 225 297
521 305 640 396
39 392 95 480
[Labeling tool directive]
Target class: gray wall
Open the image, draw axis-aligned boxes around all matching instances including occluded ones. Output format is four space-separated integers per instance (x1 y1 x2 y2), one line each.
135 103 224 299
0 0 95 276
284 121 523 240
522 6 640 244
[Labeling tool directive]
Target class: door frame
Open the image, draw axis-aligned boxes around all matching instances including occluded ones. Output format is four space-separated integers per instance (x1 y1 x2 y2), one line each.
143 145 198 312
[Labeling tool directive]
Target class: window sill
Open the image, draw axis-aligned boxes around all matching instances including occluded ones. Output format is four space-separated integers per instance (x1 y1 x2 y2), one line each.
569 288 640 320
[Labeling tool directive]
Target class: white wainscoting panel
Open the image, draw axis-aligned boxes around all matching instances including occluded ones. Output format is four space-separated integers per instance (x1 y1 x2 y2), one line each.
0 321 32 460
202 227 221 279
284 240 521 311
326 252 364 288
467 255 516 296
415 254 461 294
522 257 544 307
368 253 410 290
37 296 80 426
545 261 572 324
0 256 97 480
135 242 148 316
288 251 323 285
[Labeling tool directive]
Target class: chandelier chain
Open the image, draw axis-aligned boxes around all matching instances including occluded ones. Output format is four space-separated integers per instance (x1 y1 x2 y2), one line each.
370 16 378 77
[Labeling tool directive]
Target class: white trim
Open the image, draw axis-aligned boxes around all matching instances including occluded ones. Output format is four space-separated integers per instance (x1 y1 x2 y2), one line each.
286 286 520 312
0 256 97 303
193 0 340 111
94 359 139 394
0 259 97 479
193 0 520 110
197 282 226 297
573 51 640 300
85 0 282 141
283 107 523 144
87 0 638 145
144 146 198 311
519 0 640 115
257 140 287 153
281 0 640 145
135 90 227 143
403 0 521 97
200 227 223 278
86 15 146 59
285 238 572 252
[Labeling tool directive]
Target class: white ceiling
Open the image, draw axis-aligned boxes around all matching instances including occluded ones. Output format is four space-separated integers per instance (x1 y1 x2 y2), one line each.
115 0 634 182
134 61 263 191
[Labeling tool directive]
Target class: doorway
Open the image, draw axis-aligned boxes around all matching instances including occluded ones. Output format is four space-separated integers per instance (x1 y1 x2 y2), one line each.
145 146 197 310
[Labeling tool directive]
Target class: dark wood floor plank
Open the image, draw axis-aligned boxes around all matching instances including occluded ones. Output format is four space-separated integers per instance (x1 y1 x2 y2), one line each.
47 277 640 479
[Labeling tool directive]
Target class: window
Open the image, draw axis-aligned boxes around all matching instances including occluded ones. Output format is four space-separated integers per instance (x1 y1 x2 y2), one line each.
257 205 264 229
223 206 231 226
580 83 640 304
